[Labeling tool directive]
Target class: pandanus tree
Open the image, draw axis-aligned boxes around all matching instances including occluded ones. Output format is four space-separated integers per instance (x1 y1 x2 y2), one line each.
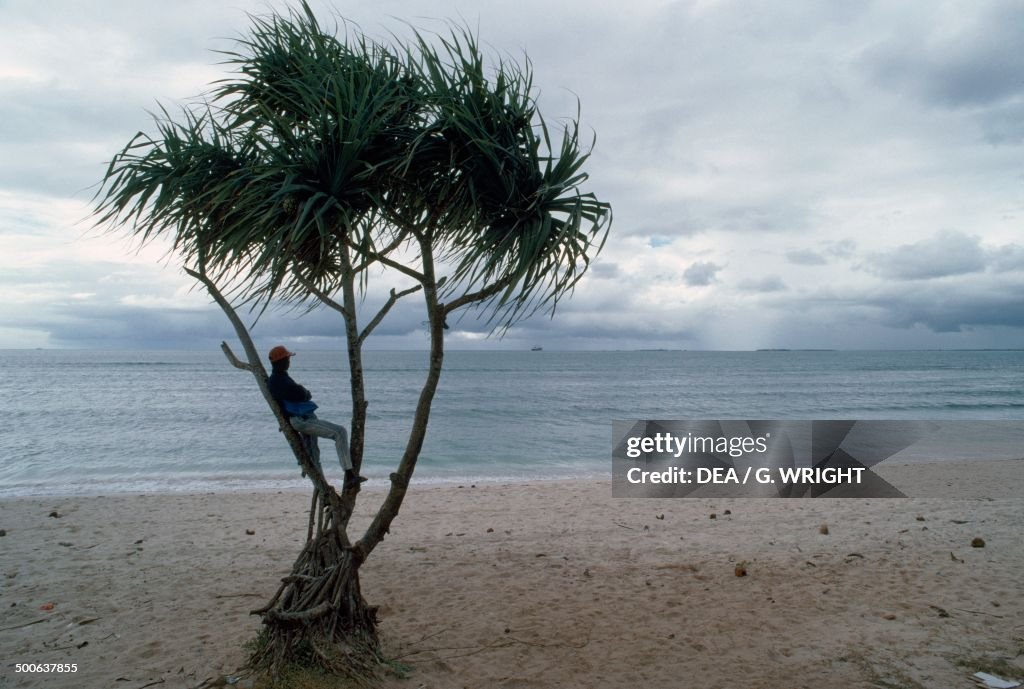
94 2 610 681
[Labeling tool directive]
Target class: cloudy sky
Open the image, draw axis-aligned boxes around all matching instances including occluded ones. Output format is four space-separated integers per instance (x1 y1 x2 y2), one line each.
3 0 1024 351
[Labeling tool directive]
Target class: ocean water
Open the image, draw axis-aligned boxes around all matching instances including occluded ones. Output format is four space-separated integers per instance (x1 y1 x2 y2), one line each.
2 349 1024 497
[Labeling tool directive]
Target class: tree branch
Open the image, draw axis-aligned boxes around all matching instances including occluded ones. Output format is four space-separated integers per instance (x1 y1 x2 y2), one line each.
443 275 515 314
352 233 409 274
220 341 253 371
359 236 443 556
350 244 426 282
335 245 366 524
293 274 350 317
359 285 423 346
184 266 345 516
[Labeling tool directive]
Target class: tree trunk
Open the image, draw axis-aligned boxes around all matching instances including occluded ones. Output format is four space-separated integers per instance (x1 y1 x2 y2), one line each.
189 252 451 681
187 268 379 679
249 487 380 680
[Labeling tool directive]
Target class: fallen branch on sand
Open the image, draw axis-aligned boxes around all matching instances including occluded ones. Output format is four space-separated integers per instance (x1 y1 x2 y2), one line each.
0 617 49 632
954 607 1005 619
213 593 264 599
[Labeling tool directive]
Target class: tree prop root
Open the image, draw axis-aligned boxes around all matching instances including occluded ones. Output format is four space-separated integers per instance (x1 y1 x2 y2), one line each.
248 487 380 683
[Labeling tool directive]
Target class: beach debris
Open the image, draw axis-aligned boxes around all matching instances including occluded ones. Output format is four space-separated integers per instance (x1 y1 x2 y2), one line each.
656 514 665 520
972 671 1022 688
951 519 970 524
951 551 964 563
916 515 926 521
709 513 717 519
882 613 897 620
214 592 263 599
48 511 61 518
643 524 650 531
39 603 55 611
953 607 1005 619
818 523 829 535
245 529 255 535
929 604 951 618
0 529 6 536
486 527 494 532
734 561 747 577
723 509 732 515
971 537 986 548
0 617 50 632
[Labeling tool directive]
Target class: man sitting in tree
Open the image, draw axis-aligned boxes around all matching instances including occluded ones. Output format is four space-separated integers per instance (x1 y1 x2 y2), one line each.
267 345 367 489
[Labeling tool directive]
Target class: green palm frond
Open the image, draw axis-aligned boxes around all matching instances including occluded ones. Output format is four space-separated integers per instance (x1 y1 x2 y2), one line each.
408 25 611 326
95 2 421 307
94 4 610 327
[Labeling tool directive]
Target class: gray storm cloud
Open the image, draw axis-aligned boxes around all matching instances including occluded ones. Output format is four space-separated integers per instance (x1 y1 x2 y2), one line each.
2 0 1024 350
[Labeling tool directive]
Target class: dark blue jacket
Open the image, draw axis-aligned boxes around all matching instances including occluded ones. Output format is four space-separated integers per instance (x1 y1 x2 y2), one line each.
267 370 312 418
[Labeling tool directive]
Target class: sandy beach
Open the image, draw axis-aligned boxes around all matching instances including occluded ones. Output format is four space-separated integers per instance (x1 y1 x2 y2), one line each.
1 460 1022 689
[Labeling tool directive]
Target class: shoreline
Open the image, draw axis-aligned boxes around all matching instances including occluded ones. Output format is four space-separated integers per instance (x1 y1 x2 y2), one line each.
1 460 1022 688
1 456 1019 501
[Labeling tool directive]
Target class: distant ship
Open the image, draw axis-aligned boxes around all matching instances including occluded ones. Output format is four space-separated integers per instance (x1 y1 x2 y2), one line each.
530 345 543 351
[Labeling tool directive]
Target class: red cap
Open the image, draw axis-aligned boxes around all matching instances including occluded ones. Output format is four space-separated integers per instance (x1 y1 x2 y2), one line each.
268 345 295 363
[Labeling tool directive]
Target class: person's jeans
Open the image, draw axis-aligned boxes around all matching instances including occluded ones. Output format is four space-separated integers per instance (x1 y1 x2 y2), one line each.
289 414 353 472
